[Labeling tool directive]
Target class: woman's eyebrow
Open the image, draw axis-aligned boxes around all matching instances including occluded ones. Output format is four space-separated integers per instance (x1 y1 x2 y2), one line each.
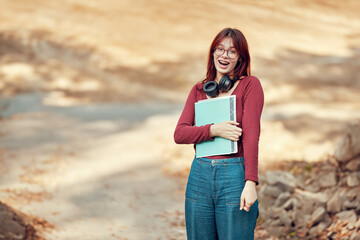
218 44 236 49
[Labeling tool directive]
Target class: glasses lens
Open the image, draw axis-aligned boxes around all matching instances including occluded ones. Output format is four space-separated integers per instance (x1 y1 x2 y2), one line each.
215 47 224 56
228 50 237 59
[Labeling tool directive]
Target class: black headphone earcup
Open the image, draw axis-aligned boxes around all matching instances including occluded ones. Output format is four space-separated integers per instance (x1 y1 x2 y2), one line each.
218 75 234 92
203 81 219 98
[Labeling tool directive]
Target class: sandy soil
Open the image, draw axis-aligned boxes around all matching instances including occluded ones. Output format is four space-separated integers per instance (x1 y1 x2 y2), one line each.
0 0 359 239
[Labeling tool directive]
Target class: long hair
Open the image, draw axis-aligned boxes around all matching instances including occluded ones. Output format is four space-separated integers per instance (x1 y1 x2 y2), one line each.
203 28 251 83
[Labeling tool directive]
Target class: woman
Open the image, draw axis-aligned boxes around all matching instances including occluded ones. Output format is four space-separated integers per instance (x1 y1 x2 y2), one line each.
174 28 264 239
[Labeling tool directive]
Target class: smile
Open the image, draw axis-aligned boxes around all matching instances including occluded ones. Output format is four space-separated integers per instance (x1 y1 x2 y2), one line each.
218 60 230 68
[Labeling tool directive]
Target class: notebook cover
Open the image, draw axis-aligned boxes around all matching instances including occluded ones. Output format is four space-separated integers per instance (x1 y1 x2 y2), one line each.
195 95 237 157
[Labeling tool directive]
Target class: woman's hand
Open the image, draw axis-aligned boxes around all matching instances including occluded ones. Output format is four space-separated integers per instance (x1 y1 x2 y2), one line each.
240 180 257 212
210 121 242 141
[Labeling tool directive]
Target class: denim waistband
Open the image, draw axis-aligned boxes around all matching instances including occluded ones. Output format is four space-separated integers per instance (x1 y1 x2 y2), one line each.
195 157 244 165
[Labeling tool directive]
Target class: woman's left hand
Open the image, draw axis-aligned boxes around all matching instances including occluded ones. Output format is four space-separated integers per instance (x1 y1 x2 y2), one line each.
240 180 257 212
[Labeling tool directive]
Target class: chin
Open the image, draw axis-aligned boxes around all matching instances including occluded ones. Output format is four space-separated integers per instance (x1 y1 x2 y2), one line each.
216 68 232 75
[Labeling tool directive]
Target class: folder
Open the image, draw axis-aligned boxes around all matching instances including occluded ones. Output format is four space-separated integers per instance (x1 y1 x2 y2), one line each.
195 95 238 158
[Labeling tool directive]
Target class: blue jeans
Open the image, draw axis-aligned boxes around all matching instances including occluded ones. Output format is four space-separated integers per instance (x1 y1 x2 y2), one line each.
185 157 259 240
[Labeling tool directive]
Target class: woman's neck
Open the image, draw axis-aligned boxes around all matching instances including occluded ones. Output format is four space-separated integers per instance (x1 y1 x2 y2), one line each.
215 72 234 82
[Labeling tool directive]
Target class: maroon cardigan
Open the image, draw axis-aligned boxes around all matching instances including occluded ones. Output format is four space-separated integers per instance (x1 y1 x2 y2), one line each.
174 76 264 184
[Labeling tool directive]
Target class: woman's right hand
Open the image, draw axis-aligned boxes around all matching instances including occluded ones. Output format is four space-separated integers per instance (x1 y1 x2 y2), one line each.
210 121 242 141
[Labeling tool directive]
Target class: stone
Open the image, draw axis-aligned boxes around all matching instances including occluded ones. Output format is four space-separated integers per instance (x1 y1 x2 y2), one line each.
304 179 321 192
309 207 326 227
266 171 297 193
347 220 356 230
262 184 282 198
346 187 360 201
279 209 292 226
335 210 357 223
294 194 315 215
269 207 283 219
327 191 341 213
269 219 282 226
295 189 328 207
356 218 360 229
283 198 295 211
319 171 337 188
345 157 360 171
289 208 296 222
0 202 36 240
274 192 291 207
334 120 360 164
340 175 349 187
266 225 285 237
309 218 331 237
350 231 360 240
347 171 360 187
293 208 311 229
344 200 358 210
327 231 338 239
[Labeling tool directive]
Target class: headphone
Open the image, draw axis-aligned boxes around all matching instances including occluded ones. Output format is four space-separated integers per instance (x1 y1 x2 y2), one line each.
203 75 239 97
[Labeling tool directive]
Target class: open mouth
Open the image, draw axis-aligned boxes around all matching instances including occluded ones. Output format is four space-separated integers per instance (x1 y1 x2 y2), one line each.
218 60 230 69
219 60 229 67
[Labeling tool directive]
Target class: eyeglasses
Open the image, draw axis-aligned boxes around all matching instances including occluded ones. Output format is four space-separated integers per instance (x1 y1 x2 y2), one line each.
214 46 238 59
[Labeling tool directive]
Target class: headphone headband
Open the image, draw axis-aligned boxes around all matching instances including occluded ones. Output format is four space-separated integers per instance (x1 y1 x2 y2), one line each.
203 75 239 97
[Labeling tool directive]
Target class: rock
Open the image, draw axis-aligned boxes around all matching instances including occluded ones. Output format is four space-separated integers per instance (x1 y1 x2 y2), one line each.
350 231 360 240
345 157 360 171
309 207 326 227
319 171 337 188
289 208 296 222
347 220 356 230
344 200 358 210
327 191 341 213
340 175 349 187
346 187 360 201
283 197 298 211
266 225 285 238
335 210 357 223
294 194 315 215
279 209 292 226
295 188 328 208
304 179 321 192
327 231 338 239
309 217 332 236
334 120 360 164
347 171 360 187
269 219 282 226
262 184 282 198
356 218 360 229
266 171 297 193
320 163 337 172
293 208 311 229
274 192 291 207
269 207 283 219
0 202 36 240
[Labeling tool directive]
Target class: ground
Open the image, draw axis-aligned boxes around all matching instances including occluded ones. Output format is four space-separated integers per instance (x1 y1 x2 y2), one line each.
0 0 359 239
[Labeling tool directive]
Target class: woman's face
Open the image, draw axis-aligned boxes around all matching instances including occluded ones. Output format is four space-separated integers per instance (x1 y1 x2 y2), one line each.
213 37 239 79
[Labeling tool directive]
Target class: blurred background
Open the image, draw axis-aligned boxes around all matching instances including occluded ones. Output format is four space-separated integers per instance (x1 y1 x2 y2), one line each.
0 0 359 239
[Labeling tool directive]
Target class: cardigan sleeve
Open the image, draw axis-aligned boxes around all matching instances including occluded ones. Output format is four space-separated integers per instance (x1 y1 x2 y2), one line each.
174 85 214 144
241 77 264 184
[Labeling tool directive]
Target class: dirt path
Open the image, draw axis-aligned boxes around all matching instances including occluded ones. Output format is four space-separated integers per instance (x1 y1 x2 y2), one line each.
0 0 360 239
0 94 187 239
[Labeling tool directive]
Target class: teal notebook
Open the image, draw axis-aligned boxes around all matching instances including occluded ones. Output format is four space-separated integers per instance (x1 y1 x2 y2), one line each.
195 95 238 158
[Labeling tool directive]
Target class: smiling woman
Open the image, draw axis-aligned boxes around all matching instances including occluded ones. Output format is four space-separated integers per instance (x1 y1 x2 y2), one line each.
174 28 264 240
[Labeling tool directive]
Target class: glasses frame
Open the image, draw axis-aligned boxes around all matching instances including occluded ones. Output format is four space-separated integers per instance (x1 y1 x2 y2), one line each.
213 46 238 59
